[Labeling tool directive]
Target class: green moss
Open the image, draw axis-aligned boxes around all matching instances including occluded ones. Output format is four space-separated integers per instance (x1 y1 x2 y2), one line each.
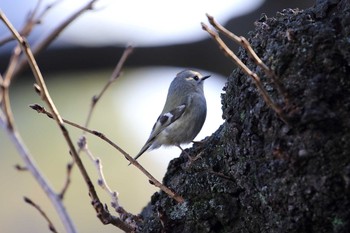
332 217 345 231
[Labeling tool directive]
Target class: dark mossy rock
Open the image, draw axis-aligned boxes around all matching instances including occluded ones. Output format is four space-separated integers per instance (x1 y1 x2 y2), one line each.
138 0 350 232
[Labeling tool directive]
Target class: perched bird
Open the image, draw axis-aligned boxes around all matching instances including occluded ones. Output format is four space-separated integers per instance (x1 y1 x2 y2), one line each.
133 69 210 162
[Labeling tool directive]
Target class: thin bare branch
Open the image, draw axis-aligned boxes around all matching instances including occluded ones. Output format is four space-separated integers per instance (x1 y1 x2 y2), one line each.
54 45 131 200
33 0 64 25
13 0 99 77
1 10 85 233
79 137 139 228
15 164 28 171
84 45 133 128
0 0 61 71
1 45 22 130
59 162 74 199
0 115 76 233
0 71 15 130
2 11 132 230
201 19 288 124
31 103 185 204
20 0 43 37
24 196 58 233
3 0 48 115
0 2 137 232
1 0 57 92
0 11 62 122
205 14 289 104
0 77 3 104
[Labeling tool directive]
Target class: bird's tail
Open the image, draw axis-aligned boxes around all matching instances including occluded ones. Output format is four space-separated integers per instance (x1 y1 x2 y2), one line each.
128 143 151 166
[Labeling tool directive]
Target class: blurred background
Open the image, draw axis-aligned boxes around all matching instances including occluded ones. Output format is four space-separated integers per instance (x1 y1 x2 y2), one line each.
0 0 313 232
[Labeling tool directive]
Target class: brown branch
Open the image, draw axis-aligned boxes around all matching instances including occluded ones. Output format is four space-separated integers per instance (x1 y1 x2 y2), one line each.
1 46 22 131
14 1 107 202
59 162 74 199
12 0 91 204
1 44 22 130
76 45 138 230
1 0 59 86
0 0 44 125
79 137 140 228
30 103 185 204
84 45 133 128
0 0 42 45
201 18 289 124
0 112 76 232
0 12 77 232
1 10 134 232
0 75 2 104
15 164 28 171
60 45 133 201
12 0 98 77
34 84 74 200
205 14 289 104
0 11 62 123
24 196 58 233
0 72 15 130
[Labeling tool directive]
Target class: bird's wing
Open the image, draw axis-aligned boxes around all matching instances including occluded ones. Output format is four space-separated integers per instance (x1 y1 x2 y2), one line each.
132 104 186 161
150 104 186 139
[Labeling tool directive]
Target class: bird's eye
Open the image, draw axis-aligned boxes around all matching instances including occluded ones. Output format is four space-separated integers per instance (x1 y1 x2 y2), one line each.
193 75 199 81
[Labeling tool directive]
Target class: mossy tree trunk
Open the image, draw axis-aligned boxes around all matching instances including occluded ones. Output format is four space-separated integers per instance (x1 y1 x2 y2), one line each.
139 0 350 232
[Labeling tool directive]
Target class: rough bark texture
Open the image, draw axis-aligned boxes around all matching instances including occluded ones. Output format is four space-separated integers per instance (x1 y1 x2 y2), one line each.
139 0 350 232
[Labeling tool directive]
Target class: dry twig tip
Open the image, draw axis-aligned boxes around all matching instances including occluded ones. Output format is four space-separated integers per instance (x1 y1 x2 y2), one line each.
202 14 289 124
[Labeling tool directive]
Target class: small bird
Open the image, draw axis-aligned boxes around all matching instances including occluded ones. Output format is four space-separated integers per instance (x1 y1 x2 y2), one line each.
133 69 210 162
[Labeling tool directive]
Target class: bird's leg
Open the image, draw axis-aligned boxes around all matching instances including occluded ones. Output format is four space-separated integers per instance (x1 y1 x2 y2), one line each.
177 145 202 163
177 145 188 155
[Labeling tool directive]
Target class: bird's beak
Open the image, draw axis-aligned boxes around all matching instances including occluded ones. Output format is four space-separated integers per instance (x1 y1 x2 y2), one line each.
201 75 211 81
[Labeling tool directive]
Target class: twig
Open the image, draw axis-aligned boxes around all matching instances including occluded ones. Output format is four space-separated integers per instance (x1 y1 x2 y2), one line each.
84 45 133 128
0 10 62 123
59 162 74 199
0 114 76 232
35 84 74 200
1 70 16 130
24 196 58 233
0 0 42 45
60 45 133 201
79 137 139 228
77 45 138 230
201 17 289 124
31 104 185 204
13 0 99 77
1 70 76 232
1 9 132 232
0 75 2 103
29 0 64 27
14 1 105 202
15 164 28 171
1 0 61 87
2 45 22 130
205 14 289 104
79 136 116 202
1 0 57 127
1 2 136 232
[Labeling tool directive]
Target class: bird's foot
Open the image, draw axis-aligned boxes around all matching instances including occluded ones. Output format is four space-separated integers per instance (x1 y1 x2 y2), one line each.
187 151 203 163
177 145 203 167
